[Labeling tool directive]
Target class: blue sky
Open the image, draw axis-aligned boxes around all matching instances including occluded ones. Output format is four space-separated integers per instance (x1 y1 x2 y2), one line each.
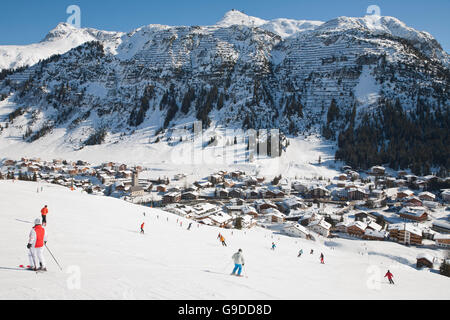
1 0 449 52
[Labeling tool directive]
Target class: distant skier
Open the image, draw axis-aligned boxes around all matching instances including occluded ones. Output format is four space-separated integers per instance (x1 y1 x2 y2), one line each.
217 233 222 240
27 218 48 271
220 235 227 247
40 205 48 227
140 222 145 234
143 212 145 217
310 249 314 254
298 249 303 257
320 253 325 264
385 270 395 284
271 242 276 250
187 223 192 230
231 249 245 277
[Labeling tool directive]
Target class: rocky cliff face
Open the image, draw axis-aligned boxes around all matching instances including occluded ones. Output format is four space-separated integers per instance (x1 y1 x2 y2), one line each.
0 11 448 150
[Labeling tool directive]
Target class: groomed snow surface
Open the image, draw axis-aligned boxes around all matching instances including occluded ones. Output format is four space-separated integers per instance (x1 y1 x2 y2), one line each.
1 180 449 300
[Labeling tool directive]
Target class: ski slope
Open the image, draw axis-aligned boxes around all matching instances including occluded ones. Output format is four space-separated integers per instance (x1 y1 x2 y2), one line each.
0 180 449 300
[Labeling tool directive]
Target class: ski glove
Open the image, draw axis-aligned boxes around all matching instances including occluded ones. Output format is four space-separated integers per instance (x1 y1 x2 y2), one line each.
27 243 31 249
44 241 47 245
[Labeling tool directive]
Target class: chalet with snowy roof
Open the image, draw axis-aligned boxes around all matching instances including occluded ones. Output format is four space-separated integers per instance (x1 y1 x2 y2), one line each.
418 192 436 201
241 206 258 218
246 189 260 199
191 203 221 218
363 229 388 241
404 196 423 207
347 221 367 237
225 205 244 214
388 224 423 245
398 207 428 222
262 208 285 223
243 176 258 187
431 221 450 234
194 180 213 189
309 186 331 199
354 211 377 223
254 199 277 212
3 159 16 166
208 174 224 185
441 190 450 203
292 181 308 193
397 189 414 199
335 221 348 233
163 192 181 204
308 219 331 237
347 188 369 201
231 170 245 179
416 253 435 269
240 215 257 229
434 234 450 248
337 173 348 181
156 185 167 193
181 191 199 201
229 188 245 199
370 166 386 176
277 197 305 213
209 213 233 228
283 224 312 239
366 221 383 232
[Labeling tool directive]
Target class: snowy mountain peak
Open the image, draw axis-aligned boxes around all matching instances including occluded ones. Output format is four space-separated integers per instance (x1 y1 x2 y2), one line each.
41 22 80 42
217 10 324 39
217 10 267 27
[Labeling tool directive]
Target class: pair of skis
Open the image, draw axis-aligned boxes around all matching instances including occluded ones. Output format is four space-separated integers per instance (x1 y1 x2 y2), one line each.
19 265 47 273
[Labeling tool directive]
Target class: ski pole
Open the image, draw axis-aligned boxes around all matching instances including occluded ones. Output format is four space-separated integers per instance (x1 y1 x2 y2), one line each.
45 244 63 271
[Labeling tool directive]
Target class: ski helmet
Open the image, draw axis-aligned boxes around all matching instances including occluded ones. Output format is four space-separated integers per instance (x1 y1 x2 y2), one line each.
34 217 42 225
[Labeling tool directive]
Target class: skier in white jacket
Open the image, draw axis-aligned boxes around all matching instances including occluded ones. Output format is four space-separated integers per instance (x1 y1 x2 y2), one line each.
231 249 245 276
27 218 48 271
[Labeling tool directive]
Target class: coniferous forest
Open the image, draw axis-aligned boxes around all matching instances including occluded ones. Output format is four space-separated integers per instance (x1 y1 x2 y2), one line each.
335 98 450 177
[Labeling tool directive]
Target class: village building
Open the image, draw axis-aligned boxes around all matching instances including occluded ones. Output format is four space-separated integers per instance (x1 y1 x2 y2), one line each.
434 234 450 248
431 221 450 234
262 208 285 223
404 196 423 207
397 189 414 199
254 199 277 212
307 219 331 237
388 224 423 245
398 207 428 222
181 191 199 201
363 229 388 241
347 221 367 237
309 186 331 199
163 192 181 204
283 224 312 239
347 188 369 201
441 190 450 203
241 206 258 218
416 253 435 269
208 212 233 228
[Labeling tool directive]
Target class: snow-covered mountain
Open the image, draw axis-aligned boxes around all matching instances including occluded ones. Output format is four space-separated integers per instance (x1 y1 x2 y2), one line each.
1 180 449 299
0 10 448 155
0 23 124 70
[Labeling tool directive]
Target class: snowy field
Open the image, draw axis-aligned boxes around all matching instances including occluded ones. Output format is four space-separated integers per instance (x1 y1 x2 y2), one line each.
0 180 449 300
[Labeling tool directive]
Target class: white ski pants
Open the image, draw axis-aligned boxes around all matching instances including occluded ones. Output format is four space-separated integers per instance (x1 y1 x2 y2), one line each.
28 247 46 268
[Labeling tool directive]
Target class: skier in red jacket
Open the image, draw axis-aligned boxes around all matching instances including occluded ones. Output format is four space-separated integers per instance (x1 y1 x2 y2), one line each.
385 270 394 284
40 205 48 226
27 218 48 271
140 222 145 234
